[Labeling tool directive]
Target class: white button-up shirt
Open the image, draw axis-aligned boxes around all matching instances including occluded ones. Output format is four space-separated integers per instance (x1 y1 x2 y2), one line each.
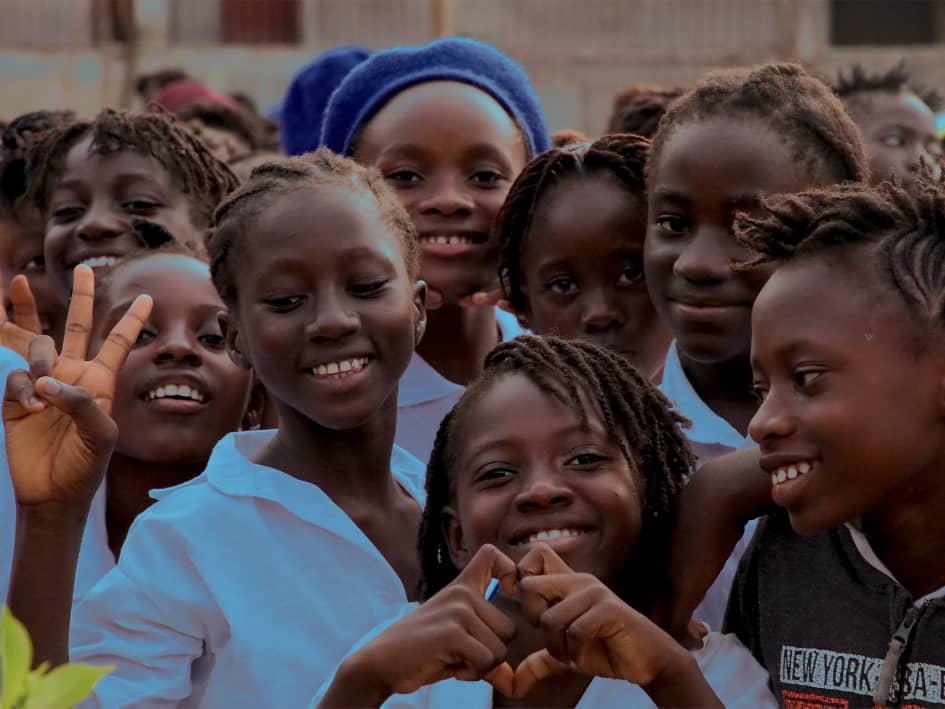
72 430 425 708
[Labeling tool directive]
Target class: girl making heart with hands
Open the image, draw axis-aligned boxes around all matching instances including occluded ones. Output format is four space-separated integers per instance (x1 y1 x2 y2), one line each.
318 336 776 708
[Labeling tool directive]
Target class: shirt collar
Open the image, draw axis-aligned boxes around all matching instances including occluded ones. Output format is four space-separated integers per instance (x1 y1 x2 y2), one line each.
659 342 752 450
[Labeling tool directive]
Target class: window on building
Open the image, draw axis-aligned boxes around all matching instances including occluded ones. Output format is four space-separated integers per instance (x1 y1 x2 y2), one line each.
830 0 941 45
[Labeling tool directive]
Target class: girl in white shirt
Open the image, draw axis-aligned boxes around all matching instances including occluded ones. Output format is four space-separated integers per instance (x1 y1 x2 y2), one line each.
318 336 776 708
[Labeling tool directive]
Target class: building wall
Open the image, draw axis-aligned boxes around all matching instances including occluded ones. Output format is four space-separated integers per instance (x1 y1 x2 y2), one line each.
0 0 943 135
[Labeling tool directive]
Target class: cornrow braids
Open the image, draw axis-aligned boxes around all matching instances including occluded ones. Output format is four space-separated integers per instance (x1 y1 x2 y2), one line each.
208 147 418 308
496 133 649 315
834 62 942 113
26 108 238 227
734 174 945 331
418 335 694 609
606 84 686 139
650 63 869 187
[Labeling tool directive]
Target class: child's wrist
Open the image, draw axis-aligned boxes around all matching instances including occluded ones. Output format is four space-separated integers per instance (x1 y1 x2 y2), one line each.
324 645 394 708
16 499 93 529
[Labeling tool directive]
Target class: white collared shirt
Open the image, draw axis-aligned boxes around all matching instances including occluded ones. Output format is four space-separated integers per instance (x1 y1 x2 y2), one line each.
395 307 527 463
658 341 759 631
311 604 777 709
72 430 425 708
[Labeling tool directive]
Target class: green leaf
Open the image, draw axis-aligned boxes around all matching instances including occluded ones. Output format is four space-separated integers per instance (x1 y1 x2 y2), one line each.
1 607 32 709
21 663 112 709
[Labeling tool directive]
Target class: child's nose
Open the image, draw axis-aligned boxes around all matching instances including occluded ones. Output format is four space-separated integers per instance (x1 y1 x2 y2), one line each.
418 177 475 217
155 325 202 366
76 204 126 241
672 230 732 284
747 389 795 444
580 288 626 333
513 471 574 511
305 293 359 341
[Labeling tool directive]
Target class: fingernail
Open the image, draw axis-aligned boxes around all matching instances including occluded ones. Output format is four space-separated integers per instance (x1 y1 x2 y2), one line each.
38 378 60 394
27 395 41 408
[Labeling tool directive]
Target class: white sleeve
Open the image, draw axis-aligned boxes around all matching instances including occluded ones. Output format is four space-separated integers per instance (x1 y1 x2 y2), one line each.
696 632 778 709
71 509 226 708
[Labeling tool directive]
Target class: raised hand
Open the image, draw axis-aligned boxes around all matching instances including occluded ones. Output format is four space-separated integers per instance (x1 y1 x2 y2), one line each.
3 264 153 507
319 544 518 707
513 545 719 705
0 275 43 358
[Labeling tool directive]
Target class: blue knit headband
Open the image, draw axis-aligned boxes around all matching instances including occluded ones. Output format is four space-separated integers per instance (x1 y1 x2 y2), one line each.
320 37 550 158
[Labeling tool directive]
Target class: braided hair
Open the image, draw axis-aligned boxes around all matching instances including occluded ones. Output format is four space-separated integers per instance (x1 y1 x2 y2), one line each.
834 62 942 112
650 63 869 185
418 335 694 609
208 147 418 308
496 134 648 315
26 108 237 226
735 174 945 335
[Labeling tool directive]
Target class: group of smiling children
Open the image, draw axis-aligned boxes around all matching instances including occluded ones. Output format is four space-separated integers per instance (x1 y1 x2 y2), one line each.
0 36 942 709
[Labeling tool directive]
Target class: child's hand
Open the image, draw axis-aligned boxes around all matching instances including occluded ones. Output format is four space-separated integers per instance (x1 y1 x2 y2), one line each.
0 275 43 358
514 546 698 698
3 265 152 509
322 545 518 707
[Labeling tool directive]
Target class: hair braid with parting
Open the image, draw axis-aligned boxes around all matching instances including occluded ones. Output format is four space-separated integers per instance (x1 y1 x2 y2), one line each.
417 335 694 608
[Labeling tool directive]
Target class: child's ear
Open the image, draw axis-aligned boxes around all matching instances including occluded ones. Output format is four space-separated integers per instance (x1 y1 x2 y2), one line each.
219 310 252 370
413 280 428 347
442 506 472 569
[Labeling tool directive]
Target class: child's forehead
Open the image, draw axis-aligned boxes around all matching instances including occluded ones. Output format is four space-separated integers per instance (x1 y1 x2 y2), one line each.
60 136 174 188
849 90 936 125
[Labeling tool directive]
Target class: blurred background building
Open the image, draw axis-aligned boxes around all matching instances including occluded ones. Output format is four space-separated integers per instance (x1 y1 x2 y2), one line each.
1 0 944 134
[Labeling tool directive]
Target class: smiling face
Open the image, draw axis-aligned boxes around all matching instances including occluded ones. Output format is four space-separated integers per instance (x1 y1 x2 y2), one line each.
44 136 203 298
354 81 528 303
521 176 670 379
748 255 945 534
226 185 425 432
846 91 942 185
96 253 251 464
644 117 827 365
444 373 642 587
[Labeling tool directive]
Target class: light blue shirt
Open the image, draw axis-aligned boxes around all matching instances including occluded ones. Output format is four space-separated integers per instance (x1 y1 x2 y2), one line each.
658 341 758 632
0 345 30 604
72 429 426 708
310 604 777 709
395 307 527 463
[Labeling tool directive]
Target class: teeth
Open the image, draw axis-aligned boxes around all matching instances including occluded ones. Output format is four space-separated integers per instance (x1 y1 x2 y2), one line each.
770 461 815 486
519 528 586 545
80 256 118 269
421 235 473 246
312 357 370 379
147 384 205 402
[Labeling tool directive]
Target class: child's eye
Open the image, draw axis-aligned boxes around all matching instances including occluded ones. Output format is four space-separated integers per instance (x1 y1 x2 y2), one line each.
654 215 691 236
566 452 608 467
123 200 161 214
135 329 156 346
385 170 423 186
51 205 84 222
793 370 824 388
20 255 44 273
617 263 645 286
349 280 389 297
881 133 907 148
199 333 226 350
264 295 305 311
476 466 515 483
751 385 768 404
469 170 505 186
543 277 578 296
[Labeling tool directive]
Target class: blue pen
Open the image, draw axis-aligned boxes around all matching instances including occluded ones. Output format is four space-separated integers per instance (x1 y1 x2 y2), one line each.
485 578 500 601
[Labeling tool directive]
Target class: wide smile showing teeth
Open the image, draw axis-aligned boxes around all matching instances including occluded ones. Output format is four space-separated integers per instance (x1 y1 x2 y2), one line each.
312 356 370 379
771 461 814 486
513 528 588 545
147 383 206 402
80 255 119 269
420 235 476 246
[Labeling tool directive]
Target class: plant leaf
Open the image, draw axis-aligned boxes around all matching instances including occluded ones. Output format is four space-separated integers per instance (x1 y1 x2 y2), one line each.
1 606 32 709
21 663 112 709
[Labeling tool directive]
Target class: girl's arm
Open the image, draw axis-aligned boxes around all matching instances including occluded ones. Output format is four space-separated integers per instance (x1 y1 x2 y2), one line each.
319 545 518 708
4 266 152 666
651 447 774 642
